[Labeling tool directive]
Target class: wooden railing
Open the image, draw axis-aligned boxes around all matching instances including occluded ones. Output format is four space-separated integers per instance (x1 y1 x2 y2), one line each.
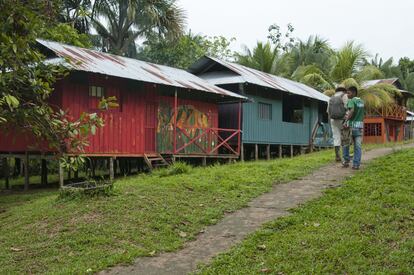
172 127 241 156
366 104 407 121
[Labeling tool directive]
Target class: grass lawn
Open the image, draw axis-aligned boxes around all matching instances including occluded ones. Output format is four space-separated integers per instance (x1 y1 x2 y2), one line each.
0 150 333 274
195 149 414 274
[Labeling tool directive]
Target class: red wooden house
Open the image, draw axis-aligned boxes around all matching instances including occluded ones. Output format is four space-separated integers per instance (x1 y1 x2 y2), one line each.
362 78 414 143
0 40 245 173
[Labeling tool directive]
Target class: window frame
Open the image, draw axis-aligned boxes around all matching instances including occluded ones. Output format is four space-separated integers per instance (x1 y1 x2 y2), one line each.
258 102 272 120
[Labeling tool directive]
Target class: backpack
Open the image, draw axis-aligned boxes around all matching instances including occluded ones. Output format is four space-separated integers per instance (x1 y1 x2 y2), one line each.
329 94 347 119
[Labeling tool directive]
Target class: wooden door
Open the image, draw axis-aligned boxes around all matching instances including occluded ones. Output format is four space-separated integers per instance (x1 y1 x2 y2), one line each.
144 102 157 153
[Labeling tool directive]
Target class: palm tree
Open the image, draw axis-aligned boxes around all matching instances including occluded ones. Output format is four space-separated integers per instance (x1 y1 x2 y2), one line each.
59 0 92 34
91 0 186 57
236 42 282 75
286 35 334 76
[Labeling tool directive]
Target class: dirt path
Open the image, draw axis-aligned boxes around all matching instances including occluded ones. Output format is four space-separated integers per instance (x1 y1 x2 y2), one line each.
101 144 413 275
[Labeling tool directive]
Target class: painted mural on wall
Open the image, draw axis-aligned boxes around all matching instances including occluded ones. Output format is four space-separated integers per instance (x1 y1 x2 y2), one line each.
314 122 333 147
157 102 216 153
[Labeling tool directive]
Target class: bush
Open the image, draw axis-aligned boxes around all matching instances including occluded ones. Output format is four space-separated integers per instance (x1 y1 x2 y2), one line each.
155 162 192 177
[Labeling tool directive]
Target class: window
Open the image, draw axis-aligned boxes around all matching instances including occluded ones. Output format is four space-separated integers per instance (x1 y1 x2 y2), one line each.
282 94 303 123
364 123 382 136
89 86 105 109
258 102 272 120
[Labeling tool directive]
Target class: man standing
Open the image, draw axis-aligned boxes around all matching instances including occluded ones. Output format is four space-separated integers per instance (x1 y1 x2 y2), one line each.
342 86 365 169
328 87 348 161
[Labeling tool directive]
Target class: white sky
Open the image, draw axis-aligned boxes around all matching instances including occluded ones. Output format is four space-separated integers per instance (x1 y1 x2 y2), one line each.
178 0 414 62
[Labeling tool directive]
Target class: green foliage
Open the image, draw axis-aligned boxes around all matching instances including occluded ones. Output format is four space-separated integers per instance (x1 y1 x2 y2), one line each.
41 23 92 48
292 65 333 91
267 23 296 52
236 42 280 74
0 0 105 173
91 0 186 56
355 65 385 82
197 149 414 274
137 32 235 68
155 162 192 177
331 41 367 83
285 35 334 77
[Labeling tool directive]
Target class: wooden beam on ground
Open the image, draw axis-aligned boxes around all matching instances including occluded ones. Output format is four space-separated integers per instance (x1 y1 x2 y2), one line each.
24 152 29 191
255 144 259 161
266 144 270 161
279 145 282 158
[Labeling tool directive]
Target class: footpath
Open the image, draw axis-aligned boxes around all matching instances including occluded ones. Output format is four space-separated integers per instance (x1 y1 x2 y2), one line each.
102 144 413 275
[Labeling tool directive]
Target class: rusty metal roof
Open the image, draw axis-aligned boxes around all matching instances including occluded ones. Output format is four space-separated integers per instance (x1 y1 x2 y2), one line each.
362 78 400 88
189 56 330 102
36 39 246 101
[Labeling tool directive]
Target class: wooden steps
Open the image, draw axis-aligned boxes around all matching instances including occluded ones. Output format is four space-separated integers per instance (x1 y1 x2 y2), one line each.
144 154 170 171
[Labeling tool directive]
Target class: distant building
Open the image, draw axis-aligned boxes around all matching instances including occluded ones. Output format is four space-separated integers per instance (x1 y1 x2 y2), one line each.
190 56 332 160
362 78 414 143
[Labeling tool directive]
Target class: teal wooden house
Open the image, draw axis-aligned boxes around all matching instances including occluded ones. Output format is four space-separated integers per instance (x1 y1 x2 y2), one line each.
189 57 332 160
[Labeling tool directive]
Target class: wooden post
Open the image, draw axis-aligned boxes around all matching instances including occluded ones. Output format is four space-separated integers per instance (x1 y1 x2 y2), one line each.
41 159 48 185
237 100 242 156
173 89 178 154
279 145 282 158
59 159 64 188
202 157 207 167
3 158 9 189
266 144 270 160
109 157 114 182
290 145 294 158
240 143 244 162
300 146 303 155
92 158 96 177
24 152 29 191
255 144 259 161
20 158 24 177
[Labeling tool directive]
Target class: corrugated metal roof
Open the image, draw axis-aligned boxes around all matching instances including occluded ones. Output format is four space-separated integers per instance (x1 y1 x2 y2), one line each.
362 78 399 88
189 56 330 102
36 39 246 101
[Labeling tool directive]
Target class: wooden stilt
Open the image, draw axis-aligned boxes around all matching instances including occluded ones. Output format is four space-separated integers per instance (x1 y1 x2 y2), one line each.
20 158 24 177
240 143 244 162
41 159 48 185
279 145 282 158
290 145 294 158
109 157 114 182
255 144 259 161
59 159 64 188
266 144 270 160
202 157 207 167
3 158 9 189
91 159 96 177
24 152 29 191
